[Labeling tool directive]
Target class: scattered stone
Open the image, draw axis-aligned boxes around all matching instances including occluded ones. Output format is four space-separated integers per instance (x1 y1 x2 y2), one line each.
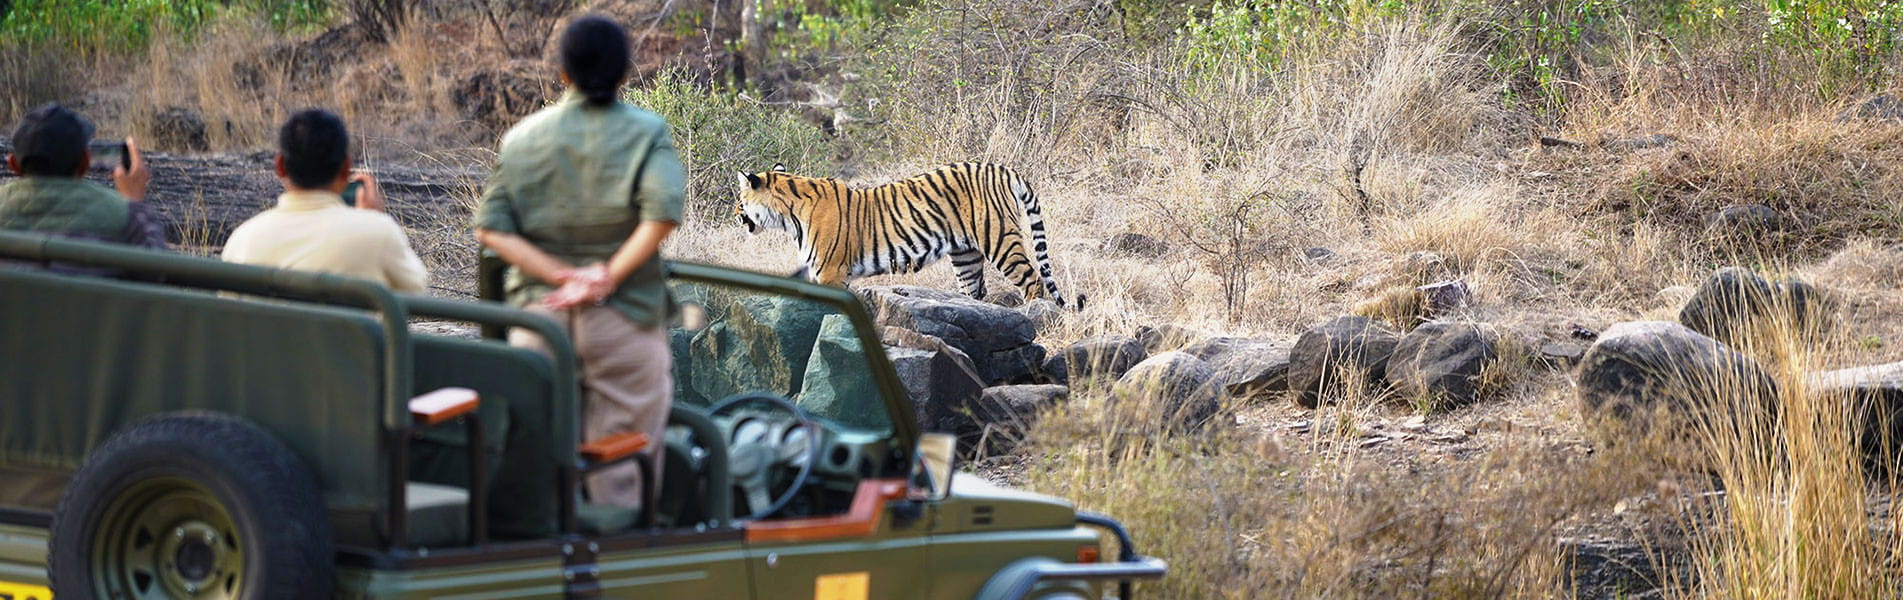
861 285 1045 384
1386 321 1500 410
1113 351 1222 431
1400 415 1429 432
1428 431 1470 444
1561 536 1678 600
148 107 209 152
1574 321 1778 441
1806 360 1903 474
1707 204 1783 236
1416 279 1473 318
1188 339 1292 400
1060 335 1148 384
1100 232 1168 258
1358 436 1390 448
1539 136 1584 150
878 326 986 434
1604 134 1675 152
1284 420 1312 432
1836 94 1903 123
1134 323 1202 353
1287 316 1402 408
1304 247 1337 263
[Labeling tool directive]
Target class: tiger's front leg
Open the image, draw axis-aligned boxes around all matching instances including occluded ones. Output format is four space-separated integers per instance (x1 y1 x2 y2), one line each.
809 264 852 288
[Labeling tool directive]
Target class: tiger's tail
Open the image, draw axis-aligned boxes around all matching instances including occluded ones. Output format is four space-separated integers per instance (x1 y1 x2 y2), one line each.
1012 173 1085 311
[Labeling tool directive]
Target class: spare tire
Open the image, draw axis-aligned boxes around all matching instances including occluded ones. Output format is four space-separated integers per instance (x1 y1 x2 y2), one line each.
48 412 334 599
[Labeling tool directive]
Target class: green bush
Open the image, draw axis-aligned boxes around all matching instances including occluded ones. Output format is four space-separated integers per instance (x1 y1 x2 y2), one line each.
624 70 837 222
0 0 330 57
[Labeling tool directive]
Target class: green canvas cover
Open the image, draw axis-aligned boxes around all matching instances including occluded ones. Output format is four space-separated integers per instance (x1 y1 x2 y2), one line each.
0 267 390 514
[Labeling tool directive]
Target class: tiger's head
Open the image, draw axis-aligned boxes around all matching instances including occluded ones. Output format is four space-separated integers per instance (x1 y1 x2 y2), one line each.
734 163 796 235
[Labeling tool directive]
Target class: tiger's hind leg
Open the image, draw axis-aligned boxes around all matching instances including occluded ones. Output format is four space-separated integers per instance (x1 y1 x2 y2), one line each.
949 248 988 300
991 238 1064 307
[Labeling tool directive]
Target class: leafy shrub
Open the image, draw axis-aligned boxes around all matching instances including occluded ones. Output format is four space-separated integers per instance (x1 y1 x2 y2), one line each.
623 70 836 222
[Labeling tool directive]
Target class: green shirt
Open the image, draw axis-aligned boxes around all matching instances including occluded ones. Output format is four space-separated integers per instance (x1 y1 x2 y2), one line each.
0 177 168 250
473 92 687 326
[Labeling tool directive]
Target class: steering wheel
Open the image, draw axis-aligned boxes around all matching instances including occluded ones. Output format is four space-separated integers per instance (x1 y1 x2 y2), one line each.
707 392 824 520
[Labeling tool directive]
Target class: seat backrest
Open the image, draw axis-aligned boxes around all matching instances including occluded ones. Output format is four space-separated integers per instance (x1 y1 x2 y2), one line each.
0 267 390 514
410 335 560 538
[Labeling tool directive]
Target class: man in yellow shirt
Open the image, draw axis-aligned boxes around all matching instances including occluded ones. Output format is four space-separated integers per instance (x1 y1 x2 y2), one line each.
223 109 427 293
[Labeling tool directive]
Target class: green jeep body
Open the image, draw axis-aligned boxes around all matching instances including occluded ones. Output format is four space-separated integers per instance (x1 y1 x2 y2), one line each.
0 230 1163 599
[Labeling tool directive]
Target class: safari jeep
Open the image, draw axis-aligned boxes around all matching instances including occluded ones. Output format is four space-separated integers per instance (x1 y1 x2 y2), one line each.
0 230 1163 599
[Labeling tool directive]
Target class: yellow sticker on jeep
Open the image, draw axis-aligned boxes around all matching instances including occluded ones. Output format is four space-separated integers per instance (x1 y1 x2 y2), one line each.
814 571 869 600
0 579 53 600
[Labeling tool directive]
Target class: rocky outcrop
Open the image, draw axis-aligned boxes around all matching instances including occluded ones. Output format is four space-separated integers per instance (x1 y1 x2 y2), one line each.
1113 351 1221 431
861 285 1045 384
797 315 888 430
1386 321 1498 410
1057 336 1147 385
1574 321 1778 439
878 326 986 434
1287 316 1401 408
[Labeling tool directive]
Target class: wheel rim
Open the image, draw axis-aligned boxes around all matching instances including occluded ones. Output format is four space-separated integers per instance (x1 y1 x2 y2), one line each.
92 477 244 599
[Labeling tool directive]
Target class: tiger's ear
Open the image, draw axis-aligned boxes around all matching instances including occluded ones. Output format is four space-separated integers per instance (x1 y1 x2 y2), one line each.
739 171 764 189
771 163 787 172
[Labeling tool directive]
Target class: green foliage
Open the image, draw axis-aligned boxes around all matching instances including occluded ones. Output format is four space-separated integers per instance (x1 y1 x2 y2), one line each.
756 0 912 63
1179 0 1405 72
624 70 836 221
0 0 332 57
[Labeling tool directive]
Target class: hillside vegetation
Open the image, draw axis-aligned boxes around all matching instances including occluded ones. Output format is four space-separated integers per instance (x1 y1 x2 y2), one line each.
8 1 1903 597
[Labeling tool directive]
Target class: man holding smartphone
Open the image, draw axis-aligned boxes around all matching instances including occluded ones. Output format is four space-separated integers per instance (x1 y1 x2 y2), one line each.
0 104 166 266
221 109 427 293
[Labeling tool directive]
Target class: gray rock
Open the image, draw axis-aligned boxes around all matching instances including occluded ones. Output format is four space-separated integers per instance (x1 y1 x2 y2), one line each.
1837 94 1903 123
1040 353 1069 386
1304 247 1337 263
1060 336 1148 384
1708 204 1783 235
969 385 1071 452
1212 346 1292 400
877 326 986 434
1574 321 1777 439
1135 323 1202 353
1677 267 1777 348
861 285 1045 384
1287 316 1402 408
1561 536 1681 600
1386 321 1499 410
688 298 816 403
1678 267 1831 348
1605 134 1675 152
669 329 706 407
1114 351 1221 431
1101 232 1168 258
150 107 209 152
1416 279 1473 318
797 315 887 430
1807 361 1903 474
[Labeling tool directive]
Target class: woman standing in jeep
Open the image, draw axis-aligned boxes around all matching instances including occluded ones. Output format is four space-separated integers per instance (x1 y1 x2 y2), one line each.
471 15 684 509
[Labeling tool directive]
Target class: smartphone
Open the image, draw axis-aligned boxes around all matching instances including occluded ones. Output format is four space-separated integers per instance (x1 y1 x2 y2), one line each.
341 180 361 207
87 141 129 172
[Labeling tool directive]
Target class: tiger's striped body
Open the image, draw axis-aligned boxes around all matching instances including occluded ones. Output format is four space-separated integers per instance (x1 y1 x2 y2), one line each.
735 162 1076 307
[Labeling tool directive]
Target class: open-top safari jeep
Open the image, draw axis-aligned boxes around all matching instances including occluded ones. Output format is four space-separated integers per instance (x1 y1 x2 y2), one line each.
0 229 1162 599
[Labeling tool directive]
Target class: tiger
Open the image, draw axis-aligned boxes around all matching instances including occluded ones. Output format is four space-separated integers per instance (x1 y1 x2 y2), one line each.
734 162 1082 309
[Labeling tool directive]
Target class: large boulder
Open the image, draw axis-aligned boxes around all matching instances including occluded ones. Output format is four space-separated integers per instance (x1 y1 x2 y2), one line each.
878 326 986 434
1807 361 1903 474
1184 337 1291 400
1574 321 1778 440
1113 351 1221 431
796 315 887 431
1386 321 1499 410
1059 336 1147 385
1287 316 1401 408
861 285 1045 384
686 295 830 402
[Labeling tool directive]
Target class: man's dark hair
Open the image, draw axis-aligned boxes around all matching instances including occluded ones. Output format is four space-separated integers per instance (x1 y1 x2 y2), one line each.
278 109 349 189
559 15 631 107
11 104 94 177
